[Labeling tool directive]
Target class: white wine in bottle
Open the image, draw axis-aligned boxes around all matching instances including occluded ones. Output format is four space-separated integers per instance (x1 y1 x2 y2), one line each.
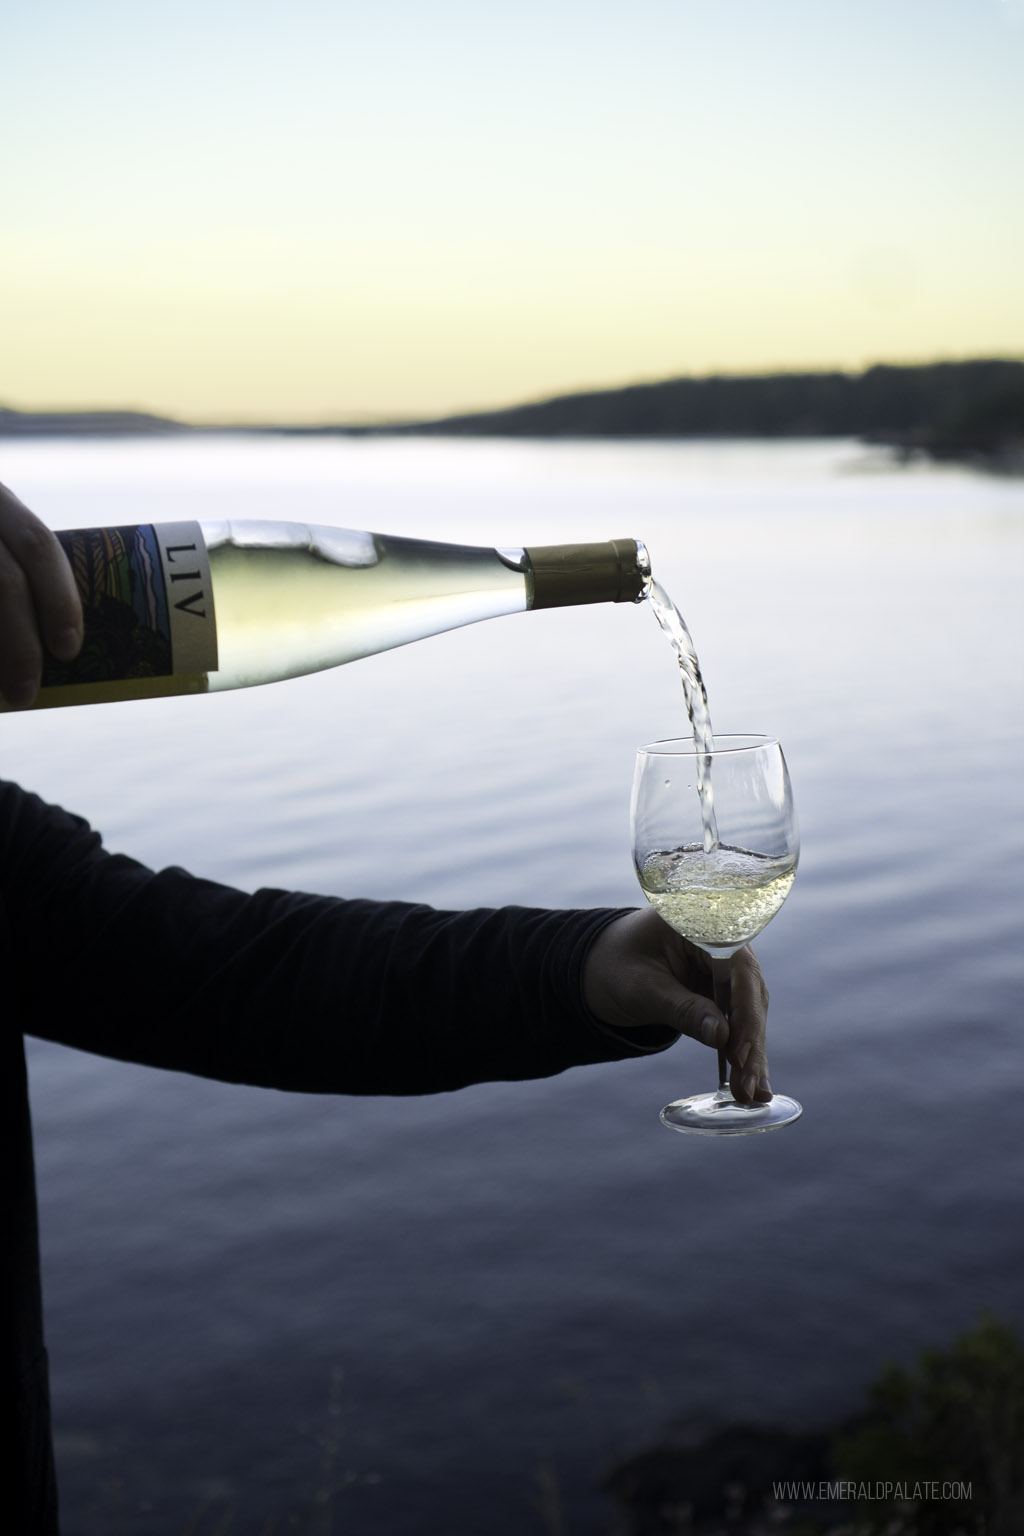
17 521 650 711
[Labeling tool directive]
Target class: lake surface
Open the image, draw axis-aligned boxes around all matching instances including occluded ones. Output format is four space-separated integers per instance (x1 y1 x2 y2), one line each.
4 436 1023 1535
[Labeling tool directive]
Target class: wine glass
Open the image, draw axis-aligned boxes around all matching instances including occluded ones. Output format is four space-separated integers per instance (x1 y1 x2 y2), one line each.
631 734 802 1135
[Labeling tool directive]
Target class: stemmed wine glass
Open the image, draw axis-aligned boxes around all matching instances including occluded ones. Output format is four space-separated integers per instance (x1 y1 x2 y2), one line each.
631 734 802 1135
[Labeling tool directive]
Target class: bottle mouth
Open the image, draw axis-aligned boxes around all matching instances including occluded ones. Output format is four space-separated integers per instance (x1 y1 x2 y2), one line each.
634 539 652 602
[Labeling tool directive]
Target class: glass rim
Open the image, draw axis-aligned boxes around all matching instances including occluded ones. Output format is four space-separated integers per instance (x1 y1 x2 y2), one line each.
635 733 780 758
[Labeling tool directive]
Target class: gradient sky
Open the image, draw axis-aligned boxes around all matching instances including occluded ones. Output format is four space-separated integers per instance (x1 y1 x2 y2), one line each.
4 0 1023 421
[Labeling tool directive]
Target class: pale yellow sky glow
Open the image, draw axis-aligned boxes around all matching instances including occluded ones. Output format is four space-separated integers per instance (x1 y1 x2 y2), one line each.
4 0 1023 422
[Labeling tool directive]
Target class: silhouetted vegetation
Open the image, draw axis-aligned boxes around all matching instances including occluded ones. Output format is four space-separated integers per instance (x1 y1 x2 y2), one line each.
409 360 1024 451
830 1313 1024 1536
924 379 1024 463
603 1314 1024 1534
3 360 1022 466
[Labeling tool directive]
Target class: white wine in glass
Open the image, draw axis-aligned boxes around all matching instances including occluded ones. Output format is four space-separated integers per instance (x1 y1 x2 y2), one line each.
631 734 802 1135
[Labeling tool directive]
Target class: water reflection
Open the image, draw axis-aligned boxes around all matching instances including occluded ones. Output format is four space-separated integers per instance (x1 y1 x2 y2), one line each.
4 436 1021 1534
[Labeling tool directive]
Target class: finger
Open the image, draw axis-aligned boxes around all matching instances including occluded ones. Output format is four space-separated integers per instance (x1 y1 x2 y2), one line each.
0 483 83 673
725 946 772 1103
0 485 84 654
0 540 45 706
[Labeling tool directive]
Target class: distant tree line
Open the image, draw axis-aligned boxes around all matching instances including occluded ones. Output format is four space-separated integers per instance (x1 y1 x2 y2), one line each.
406 359 1024 452
3 360 1022 459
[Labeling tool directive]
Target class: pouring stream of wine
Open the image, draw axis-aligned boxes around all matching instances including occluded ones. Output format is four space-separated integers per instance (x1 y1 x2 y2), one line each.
646 579 719 853
646 579 732 1091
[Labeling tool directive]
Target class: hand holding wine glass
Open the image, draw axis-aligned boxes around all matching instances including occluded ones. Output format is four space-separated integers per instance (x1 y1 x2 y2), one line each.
582 908 772 1099
631 734 801 1134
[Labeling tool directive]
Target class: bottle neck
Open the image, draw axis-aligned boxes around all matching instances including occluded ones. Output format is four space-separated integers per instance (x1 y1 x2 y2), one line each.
524 539 650 609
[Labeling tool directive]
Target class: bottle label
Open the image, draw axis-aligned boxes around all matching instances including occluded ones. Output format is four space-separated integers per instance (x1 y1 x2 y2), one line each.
43 522 218 688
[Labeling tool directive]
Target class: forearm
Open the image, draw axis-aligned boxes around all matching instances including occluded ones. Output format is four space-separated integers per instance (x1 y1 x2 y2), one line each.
2 781 659 1095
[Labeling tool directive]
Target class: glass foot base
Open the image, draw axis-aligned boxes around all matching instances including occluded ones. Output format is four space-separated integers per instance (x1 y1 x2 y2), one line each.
660 1088 803 1136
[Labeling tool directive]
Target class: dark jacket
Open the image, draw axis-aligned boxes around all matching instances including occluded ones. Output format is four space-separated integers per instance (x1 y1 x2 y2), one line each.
0 779 673 1532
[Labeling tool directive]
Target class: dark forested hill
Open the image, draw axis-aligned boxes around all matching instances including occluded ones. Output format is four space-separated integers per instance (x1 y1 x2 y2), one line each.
404 360 1024 446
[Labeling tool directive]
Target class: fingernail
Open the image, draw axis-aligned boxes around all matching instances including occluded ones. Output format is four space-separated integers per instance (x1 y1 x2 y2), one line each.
734 1039 753 1070
740 1072 759 1102
51 627 82 660
759 1073 772 1099
4 680 38 709
699 1015 720 1047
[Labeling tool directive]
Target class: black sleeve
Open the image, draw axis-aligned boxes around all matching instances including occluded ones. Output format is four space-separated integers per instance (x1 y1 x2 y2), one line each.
1 780 675 1096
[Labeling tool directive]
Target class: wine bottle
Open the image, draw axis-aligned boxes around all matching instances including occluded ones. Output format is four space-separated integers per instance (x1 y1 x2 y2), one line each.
15 520 650 711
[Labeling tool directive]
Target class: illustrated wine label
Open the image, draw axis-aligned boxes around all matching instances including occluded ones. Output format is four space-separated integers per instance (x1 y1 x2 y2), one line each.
42 522 218 688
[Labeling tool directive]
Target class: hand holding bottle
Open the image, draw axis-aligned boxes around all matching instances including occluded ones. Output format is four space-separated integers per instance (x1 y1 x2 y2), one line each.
0 482 83 708
582 909 773 1106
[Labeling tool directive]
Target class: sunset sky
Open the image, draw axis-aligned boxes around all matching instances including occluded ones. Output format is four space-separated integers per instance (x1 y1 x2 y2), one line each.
4 0 1023 422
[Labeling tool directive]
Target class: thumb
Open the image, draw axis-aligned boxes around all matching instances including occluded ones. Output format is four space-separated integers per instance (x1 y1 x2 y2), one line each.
637 971 728 1050
672 990 728 1051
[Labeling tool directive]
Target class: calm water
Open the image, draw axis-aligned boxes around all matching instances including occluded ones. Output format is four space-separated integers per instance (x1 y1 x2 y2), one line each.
4 436 1023 1535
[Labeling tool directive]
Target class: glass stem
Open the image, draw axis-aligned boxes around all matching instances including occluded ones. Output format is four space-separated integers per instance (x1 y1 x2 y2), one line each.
711 955 732 1095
